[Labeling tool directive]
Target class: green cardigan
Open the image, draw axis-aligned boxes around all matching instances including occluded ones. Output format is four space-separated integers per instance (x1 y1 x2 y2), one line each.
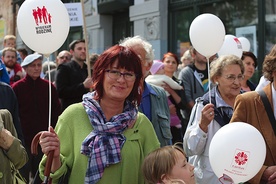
40 103 160 184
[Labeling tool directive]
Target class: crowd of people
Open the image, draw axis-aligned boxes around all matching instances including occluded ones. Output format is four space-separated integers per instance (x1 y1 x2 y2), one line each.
0 33 275 184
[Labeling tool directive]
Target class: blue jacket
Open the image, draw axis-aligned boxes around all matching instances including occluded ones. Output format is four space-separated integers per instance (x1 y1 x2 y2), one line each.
139 82 172 147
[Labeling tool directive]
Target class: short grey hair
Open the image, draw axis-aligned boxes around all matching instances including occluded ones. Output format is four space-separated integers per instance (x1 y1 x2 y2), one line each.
210 55 244 83
119 35 154 63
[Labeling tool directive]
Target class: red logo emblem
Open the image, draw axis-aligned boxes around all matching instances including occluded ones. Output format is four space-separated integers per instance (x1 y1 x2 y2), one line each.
32 6 52 34
234 37 242 49
32 6 51 26
234 151 248 165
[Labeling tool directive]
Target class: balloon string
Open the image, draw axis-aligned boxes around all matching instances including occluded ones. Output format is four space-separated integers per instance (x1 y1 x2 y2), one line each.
46 57 52 131
207 57 211 103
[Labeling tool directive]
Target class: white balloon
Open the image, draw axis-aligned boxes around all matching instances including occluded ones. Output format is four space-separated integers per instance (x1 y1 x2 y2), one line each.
238 37 251 52
209 122 266 184
189 13 225 58
218 35 243 58
17 0 70 55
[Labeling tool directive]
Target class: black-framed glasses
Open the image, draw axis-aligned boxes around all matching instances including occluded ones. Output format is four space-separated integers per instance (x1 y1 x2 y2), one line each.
223 74 244 82
105 69 136 82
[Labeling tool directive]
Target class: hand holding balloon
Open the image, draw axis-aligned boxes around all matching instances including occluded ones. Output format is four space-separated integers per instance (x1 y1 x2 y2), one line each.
199 103 214 133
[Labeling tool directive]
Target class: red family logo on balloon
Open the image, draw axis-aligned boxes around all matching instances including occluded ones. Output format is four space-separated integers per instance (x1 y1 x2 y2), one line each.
234 37 242 50
32 6 52 34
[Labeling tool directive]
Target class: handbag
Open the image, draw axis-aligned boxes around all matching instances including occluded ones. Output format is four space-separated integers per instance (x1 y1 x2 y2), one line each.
257 89 276 135
10 162 27 184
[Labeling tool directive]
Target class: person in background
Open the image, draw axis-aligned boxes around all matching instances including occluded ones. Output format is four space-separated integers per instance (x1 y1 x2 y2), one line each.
38 45 160 183
255 44 276 91
175 47 193 77
41 61 56 78
0 82 24 144
44 50 72 84
240 51 257 92
17 48 28 61
55 40 93 111
146 60 183 143
142 144 195 184
89 53 100 70
162 52 189 141
120 35 172 147
146 60 182 95
12 53 61 183
0 35 22 64
178 48 215 126
183 55 244 184
230 49 276 184
1 47 24 85
0 109 28 184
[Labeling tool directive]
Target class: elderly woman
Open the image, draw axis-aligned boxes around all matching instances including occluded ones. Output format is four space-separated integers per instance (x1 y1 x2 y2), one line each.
0 109 28 184
38 45 160 183
230 46 276 184
183 55 244 184
241 51 258 92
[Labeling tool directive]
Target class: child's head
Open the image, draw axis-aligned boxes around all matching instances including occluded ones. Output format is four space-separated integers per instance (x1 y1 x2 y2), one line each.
3 35 16 48
150 60 165 75
142 145 195 184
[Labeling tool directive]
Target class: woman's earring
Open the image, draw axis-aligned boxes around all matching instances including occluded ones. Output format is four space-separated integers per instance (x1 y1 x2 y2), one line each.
215 81 219 85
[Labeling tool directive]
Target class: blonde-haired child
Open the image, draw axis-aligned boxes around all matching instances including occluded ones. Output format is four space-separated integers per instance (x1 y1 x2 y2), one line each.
142 144 195 184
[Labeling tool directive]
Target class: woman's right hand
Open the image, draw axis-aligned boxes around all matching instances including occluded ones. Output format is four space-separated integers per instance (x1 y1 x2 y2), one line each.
39 126 61 172
39 126 60 158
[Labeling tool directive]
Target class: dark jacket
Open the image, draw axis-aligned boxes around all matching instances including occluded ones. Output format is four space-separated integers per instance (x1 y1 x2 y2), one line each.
12 75 61 148
0 82 24 144
56 60 90 111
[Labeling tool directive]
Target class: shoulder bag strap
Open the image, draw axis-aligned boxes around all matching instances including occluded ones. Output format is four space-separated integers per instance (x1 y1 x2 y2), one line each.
257 90 276 135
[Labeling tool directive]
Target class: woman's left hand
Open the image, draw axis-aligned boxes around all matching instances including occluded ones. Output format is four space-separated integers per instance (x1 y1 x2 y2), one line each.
0 129 14 150
163 83 174 94
199 103 215 133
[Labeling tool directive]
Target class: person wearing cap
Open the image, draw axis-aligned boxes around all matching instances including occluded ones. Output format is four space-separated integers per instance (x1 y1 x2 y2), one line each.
55 39 93 111
145 60 183 94
11 53 61 182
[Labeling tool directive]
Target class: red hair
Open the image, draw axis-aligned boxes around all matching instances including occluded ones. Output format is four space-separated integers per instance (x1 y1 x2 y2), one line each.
92 45 143 105
162 52 180 64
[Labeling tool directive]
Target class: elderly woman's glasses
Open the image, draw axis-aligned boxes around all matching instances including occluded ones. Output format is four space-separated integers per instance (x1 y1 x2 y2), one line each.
105 69 136 82
223 74 244 82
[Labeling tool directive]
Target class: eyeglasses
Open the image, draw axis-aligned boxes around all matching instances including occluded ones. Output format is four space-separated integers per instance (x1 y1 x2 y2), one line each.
105 69 136 82
223 74 244 82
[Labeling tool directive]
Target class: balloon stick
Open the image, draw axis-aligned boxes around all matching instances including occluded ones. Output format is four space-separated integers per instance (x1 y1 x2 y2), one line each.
80 0 91 79
207 57 211 103
46 56 52 129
